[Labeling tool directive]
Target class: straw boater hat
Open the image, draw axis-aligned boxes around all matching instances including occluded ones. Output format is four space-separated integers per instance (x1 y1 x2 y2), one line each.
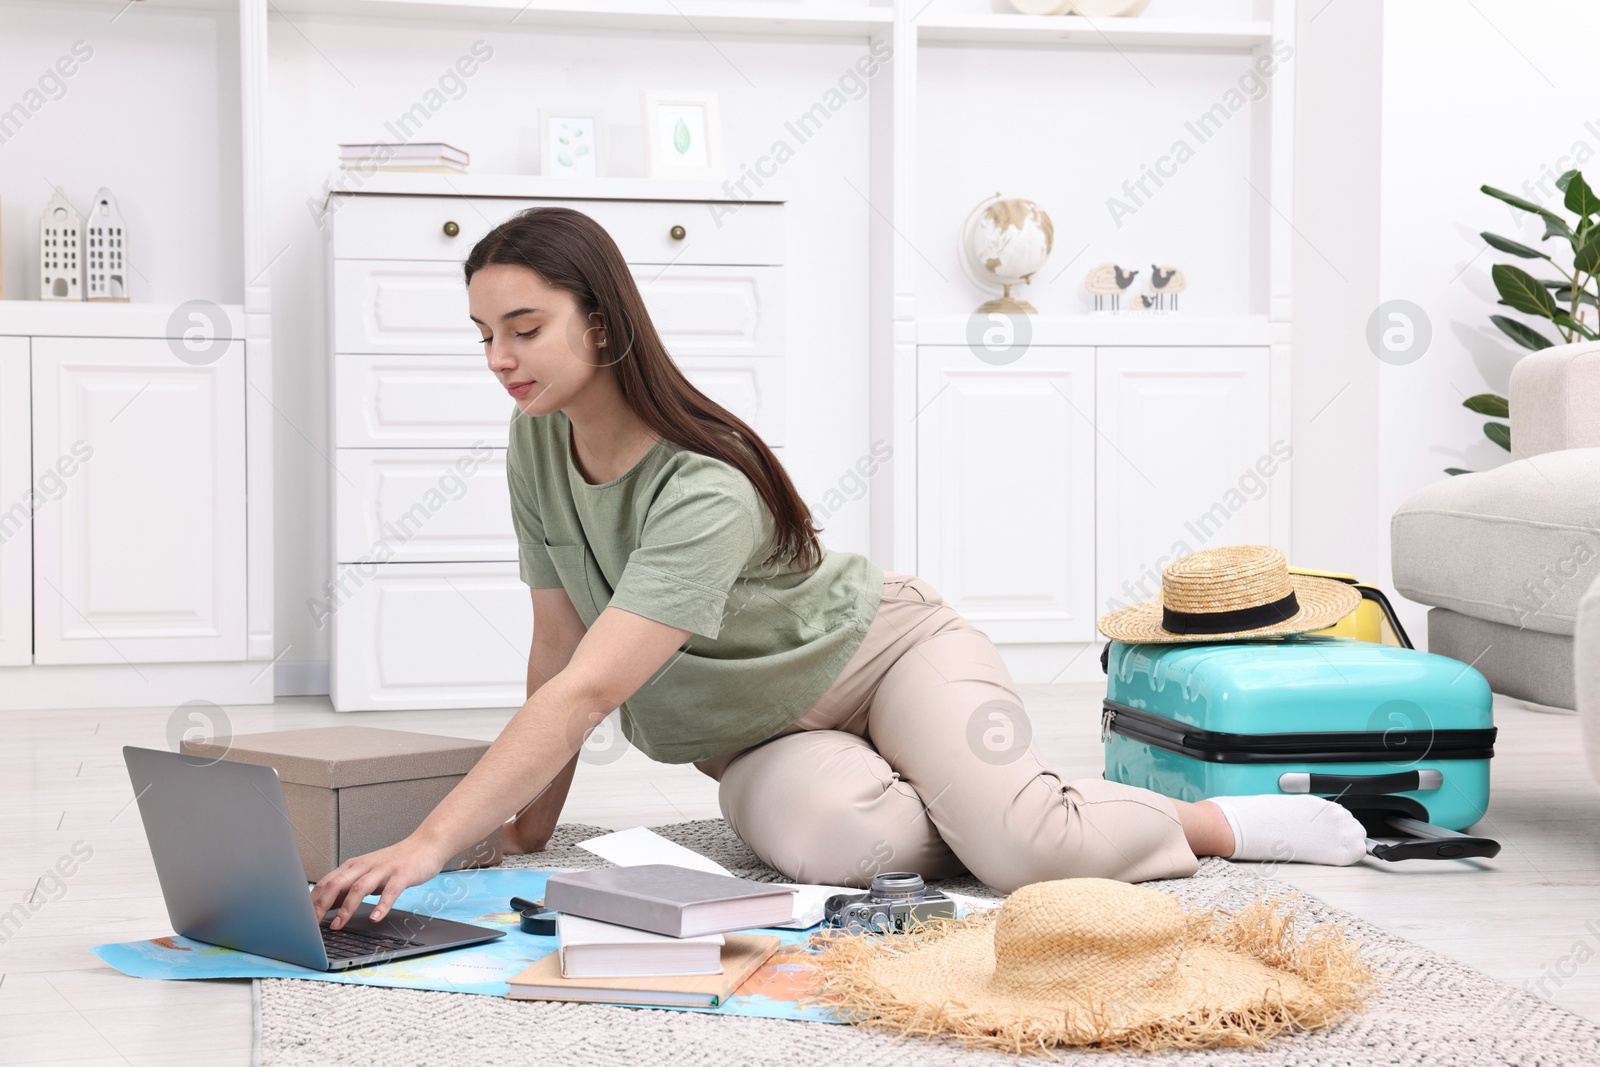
1097 545 1361 644
806 878 1373 1054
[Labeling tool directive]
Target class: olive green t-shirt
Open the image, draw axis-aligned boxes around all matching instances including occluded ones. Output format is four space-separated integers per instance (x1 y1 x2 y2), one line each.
506 408 883 764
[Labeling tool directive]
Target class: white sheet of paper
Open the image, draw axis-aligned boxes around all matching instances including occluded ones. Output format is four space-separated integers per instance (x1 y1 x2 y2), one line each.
773 883 853 929
946 891 1001 912
575 826 733 877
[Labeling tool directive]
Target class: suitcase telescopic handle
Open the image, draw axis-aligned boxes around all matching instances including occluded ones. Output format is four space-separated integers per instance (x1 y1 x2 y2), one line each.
1366 816 1502 862
1278 769 1442 795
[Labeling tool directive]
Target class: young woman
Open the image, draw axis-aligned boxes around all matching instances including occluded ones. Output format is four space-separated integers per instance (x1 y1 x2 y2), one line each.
312 207 1367 929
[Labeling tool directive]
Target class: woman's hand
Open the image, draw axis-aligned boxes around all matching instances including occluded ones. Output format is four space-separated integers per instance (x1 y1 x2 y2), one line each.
310 834 451 929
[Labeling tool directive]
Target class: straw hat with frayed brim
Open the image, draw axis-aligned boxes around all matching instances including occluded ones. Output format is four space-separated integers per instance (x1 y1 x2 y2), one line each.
1097 545 1361 645
804 877 1375 1055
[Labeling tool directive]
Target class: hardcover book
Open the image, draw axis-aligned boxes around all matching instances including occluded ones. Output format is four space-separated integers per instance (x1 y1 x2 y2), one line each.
542 864 798 938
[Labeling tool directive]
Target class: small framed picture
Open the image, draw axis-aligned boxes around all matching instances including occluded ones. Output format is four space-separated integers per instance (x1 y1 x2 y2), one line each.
538 109 603 178
640 90 723 181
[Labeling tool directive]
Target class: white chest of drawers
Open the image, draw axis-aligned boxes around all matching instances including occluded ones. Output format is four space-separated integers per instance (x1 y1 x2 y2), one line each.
325 176 786 710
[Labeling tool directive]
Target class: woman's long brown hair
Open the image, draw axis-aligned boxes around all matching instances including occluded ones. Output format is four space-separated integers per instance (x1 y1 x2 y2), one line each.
464 206 822 572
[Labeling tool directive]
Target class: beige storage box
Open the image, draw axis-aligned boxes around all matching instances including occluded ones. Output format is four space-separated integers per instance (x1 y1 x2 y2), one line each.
180 725 503 881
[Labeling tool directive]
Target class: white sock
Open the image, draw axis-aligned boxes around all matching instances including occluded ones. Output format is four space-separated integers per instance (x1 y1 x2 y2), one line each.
1208 794 1368 866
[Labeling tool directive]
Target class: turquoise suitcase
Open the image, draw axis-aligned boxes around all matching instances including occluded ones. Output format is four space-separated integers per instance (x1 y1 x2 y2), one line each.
1102 636 1501 861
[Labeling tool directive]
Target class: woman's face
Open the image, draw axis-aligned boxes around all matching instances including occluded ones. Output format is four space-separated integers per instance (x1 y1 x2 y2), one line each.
469 263 609 418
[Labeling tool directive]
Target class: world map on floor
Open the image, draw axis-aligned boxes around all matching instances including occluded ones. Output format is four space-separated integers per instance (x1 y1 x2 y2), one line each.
91 868 837 1023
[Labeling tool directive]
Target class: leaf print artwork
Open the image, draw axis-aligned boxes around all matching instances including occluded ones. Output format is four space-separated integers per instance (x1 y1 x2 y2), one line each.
673 116 692 156
557 152 572 167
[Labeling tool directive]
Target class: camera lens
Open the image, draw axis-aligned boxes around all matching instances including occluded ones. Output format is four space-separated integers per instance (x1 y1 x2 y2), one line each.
868 871 926 902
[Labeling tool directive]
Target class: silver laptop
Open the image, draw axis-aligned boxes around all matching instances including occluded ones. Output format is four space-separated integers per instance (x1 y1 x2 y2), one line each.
123 746 504 971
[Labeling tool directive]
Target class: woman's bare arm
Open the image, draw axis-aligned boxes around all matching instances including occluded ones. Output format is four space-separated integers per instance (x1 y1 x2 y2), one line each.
310 601 692 927
502 587 587 853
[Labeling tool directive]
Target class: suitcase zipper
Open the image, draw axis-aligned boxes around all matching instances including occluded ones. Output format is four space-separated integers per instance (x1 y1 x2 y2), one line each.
1101 699 1496 764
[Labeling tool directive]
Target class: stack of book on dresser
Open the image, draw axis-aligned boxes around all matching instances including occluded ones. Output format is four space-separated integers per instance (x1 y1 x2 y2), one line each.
505 864 797 1008
338 142 469 174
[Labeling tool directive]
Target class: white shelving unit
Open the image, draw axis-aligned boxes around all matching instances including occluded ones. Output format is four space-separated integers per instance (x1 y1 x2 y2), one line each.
15 0 1292 692
0 0 276 707
891 2 1294 682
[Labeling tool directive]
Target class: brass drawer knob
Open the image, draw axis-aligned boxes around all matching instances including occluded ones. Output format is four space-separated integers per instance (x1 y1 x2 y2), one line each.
442 220 460 238
669 224 686 241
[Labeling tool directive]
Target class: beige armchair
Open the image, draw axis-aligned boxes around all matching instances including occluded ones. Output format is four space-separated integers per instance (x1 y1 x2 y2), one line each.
1390 341 1600 722
1580 573 1600 779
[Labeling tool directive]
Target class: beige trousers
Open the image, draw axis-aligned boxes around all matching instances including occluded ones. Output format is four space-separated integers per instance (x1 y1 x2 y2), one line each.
694 572 1199 894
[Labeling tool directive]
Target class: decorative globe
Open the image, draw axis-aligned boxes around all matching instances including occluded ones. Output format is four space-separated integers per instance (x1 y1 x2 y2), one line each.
960 194 1054 314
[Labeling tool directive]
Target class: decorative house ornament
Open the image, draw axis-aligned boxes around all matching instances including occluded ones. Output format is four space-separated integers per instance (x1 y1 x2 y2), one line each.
40 186 84 301
1149 263 1186 310
960 192 1053 315
85 187 129 302
1086 263 1139 311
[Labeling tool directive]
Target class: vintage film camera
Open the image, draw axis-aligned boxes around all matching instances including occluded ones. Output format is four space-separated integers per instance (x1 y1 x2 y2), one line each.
822 871 956 933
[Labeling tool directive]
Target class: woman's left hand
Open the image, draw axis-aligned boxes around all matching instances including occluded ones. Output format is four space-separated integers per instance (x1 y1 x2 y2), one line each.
310 835 450 929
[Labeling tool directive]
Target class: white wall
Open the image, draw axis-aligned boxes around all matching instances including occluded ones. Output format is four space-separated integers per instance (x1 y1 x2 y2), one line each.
264 15 879 684
1377 0 1599 640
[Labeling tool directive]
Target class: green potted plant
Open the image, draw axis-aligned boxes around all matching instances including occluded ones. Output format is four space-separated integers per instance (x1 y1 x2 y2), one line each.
1455 169 1600 473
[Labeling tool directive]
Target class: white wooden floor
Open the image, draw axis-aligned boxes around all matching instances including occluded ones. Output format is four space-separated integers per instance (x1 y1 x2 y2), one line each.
3 686 1599 1064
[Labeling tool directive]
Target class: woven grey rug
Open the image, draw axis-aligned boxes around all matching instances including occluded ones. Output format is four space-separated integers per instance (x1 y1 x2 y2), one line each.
257 820 1600 1066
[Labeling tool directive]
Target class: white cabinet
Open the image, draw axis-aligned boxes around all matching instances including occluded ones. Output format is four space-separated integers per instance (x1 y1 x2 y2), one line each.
30 337 247 664
0 304 266 708
0 338 30 667
327 185 786 710
1095 348 1274 615
915 346 1097 644
913 341 1278 676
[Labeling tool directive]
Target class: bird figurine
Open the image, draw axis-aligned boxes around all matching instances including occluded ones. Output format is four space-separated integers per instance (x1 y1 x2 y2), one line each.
1149 264 1186 310
1085 263 1141 311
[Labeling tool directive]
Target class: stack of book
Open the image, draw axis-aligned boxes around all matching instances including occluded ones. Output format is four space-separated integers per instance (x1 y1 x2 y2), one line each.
506 864 797 1008
338 142 469 174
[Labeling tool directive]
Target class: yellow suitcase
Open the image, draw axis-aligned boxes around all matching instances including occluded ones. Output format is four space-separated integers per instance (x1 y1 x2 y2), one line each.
1289 567 1413 648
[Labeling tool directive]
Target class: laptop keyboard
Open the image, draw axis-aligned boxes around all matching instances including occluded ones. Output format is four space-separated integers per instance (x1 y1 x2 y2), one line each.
319 920 417 960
